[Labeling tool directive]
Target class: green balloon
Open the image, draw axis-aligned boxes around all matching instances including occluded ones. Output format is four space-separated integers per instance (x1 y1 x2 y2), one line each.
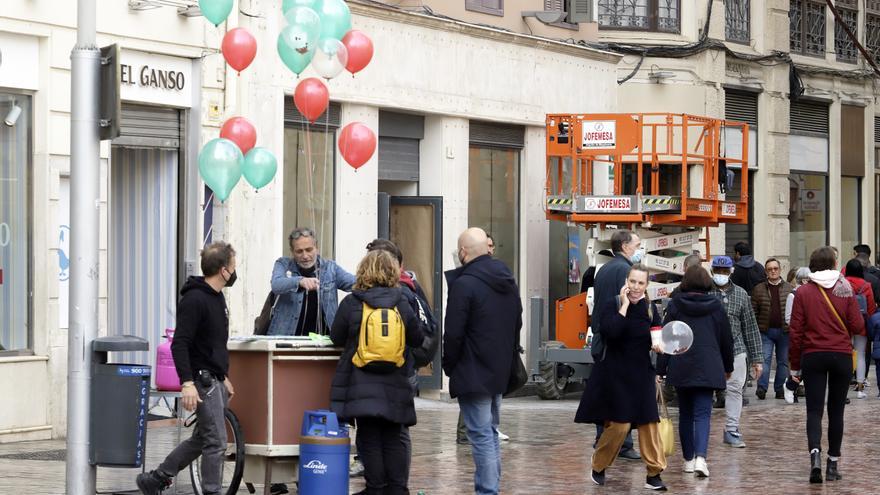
316 0 352 41
282 0 319 15
242 147 278 190
284 6 321 42
199 138 243 203
198 0 234 26
277 24 317 75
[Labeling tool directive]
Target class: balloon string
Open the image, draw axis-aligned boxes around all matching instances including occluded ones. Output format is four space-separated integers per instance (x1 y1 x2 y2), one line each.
303 119 318 233
322 114 331 253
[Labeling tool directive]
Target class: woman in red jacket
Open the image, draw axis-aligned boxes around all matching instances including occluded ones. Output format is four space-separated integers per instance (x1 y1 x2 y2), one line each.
790 247 866 484
843 258 876 399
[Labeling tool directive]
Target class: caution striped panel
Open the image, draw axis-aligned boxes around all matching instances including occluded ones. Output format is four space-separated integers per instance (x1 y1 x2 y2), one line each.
643 198 681 206
547 198 574 206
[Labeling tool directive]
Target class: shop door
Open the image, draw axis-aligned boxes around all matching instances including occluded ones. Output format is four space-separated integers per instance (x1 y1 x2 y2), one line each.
109 146 179 367
385 197 443 390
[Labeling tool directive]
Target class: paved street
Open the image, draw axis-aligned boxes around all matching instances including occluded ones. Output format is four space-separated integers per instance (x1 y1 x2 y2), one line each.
1 385 878 494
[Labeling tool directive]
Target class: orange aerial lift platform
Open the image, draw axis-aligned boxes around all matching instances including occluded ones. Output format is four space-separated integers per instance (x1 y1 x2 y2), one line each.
529 112 750 399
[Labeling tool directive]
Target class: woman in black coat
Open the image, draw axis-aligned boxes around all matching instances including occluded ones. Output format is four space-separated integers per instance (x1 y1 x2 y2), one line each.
575 265 669 491
656 265 734 479
329 250 425 495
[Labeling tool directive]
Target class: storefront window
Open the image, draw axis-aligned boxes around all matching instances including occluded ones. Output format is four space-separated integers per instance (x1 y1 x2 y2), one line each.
468 147 519 276
789 173 828 269
282 127 335 257
0 94 31 353
840 177 861 253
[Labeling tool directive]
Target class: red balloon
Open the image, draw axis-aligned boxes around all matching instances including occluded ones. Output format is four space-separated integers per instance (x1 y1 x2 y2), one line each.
293 78 329 124
221 28 257 73
338 122 376 170
220 117 257 155
341 30 373 76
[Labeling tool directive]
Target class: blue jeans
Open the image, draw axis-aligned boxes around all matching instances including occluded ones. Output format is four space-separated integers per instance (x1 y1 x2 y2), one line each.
759 328 789 392
676 387 713 460
459 394 502 495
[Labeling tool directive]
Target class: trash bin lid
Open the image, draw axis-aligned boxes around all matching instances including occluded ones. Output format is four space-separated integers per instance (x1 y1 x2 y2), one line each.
93 335 149 352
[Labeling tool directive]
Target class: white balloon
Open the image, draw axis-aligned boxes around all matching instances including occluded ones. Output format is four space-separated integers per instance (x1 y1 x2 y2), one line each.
312 38 348 79
659 320 693 355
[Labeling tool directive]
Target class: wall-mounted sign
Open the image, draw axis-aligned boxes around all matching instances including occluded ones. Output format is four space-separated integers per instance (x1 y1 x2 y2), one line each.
582 120 616 149
120 50 193 108
0 32 39 90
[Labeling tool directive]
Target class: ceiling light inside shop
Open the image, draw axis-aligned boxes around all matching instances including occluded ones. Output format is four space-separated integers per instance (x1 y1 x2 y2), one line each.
4 102 21 127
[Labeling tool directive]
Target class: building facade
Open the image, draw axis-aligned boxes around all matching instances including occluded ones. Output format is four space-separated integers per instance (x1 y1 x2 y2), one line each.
0 0 619 440
595 0 877 270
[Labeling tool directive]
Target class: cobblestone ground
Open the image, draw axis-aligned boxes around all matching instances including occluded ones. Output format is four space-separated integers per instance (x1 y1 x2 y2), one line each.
2 385 879 494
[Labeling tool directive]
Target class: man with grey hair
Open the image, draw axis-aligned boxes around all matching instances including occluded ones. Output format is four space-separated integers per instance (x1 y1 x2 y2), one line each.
444 227 522 495
267 227 355 336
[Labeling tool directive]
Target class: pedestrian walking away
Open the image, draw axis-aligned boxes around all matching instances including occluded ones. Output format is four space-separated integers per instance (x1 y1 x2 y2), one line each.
590 229 644 460
136 242 238 495
730 242 767 295
843 259 876 398
709 256 763 448
575 264 669 491
789 246 866 484
657 266 734 479
329 250 426 495
443 228 522 495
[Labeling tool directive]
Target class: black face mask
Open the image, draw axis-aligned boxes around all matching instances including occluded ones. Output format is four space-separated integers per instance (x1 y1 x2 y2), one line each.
224 268 237 288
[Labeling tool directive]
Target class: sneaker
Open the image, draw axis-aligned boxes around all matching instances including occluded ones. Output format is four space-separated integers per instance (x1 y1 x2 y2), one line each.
591 469 606 486
618 448 641 460
756 388 766 400
497 430 510 441
775 389 785 400
135 470 171 495
784 385 795 404
349 458 365 477
857 390 867 399
270 483 290 495
694 456 709 478
645 474 668 491
682 459 695 473
723 430 746 448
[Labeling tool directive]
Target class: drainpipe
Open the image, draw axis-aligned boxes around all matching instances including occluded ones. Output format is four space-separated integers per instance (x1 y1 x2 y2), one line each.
66 0 100 493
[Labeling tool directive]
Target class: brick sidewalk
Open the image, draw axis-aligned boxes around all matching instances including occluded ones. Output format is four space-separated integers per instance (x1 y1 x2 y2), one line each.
1 389 876 494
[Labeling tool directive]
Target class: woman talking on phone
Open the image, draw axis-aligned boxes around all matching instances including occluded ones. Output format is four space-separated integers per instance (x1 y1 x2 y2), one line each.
575 264 669 491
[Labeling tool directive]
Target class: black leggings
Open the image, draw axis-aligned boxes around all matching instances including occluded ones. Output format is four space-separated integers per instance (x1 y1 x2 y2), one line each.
355 417 410 495
802 352 852 457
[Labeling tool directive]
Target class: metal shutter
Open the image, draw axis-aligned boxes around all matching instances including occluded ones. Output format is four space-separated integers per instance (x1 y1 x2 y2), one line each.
378 111 423 182
113 104 180 149
469 121 525 149
283 101 341 129
874 115 880 144
790 100 829 135
725 90 758 127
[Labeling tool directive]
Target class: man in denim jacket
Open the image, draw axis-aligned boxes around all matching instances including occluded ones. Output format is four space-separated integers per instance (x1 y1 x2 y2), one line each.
267 228 355 336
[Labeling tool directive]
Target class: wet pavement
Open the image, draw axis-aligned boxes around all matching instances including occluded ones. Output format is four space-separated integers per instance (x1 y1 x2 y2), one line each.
2 384 879 494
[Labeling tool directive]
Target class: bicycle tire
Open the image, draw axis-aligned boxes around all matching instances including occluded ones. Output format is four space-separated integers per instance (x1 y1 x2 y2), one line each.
189 408 245 495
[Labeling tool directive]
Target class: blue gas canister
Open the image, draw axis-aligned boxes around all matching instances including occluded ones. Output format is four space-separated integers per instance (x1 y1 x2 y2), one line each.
298 410 350 495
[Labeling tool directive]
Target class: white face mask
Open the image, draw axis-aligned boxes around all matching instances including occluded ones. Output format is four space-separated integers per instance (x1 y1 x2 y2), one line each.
713 274 730 287
630 248 645 264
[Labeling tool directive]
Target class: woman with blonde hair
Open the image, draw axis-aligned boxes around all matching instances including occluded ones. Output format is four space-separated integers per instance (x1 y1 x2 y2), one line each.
330 250 425 494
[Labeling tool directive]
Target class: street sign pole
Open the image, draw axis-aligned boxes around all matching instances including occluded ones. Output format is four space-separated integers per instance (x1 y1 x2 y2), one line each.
66 0 100 493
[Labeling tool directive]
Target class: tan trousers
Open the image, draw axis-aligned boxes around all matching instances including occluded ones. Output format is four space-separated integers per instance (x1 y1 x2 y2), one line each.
592 421 667 477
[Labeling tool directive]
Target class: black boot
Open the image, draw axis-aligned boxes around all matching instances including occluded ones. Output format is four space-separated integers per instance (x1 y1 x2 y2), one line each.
810 451 823 484
826 458 842 481
135 470 172 495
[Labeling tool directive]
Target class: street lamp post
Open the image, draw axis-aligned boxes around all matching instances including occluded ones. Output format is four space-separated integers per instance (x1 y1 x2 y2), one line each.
66 0 100 493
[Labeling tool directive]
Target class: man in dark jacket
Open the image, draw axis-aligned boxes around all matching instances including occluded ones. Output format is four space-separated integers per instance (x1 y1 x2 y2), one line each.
591 229 643 460
137 242 238 495
443 228 522 495
730 242 766 295
751 258 793 400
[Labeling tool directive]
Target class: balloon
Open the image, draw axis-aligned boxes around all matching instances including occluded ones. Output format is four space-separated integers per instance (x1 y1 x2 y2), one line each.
283 6 321 41
277 23 318 75
341 30 373 75
656 321 694 355
294 78 329 123
221 28 258 73
242 147 278 190
199 138 243 203
198 0 234 26
220 117 257 155
281 0 318 15
311 38 348 79
315 0 352 41
338 122 376 170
